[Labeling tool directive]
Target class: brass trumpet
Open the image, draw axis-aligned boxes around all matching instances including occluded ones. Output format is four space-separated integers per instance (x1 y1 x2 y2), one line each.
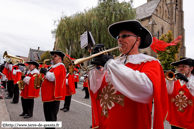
34 59 51 89
63 44 122 73
165 71 176 81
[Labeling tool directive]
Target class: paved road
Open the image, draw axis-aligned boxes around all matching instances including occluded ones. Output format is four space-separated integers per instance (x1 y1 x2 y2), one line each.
1 83 171 129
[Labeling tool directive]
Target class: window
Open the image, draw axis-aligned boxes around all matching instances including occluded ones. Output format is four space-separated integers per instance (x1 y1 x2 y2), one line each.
157 31 160 39
161 27 163 35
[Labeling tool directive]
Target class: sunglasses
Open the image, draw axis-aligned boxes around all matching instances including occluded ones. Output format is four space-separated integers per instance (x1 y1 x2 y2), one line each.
116 34 137 40
53 55 58 57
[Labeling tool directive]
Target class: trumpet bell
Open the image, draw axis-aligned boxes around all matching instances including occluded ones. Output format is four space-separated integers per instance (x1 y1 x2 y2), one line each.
165 71 175 81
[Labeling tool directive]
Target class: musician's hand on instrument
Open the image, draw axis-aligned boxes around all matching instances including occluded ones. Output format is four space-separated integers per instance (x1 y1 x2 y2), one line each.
91 54 114 67
19 66 24 72
21 76 25 80
92 44 105 54
175 73 188 82
40 68 48 75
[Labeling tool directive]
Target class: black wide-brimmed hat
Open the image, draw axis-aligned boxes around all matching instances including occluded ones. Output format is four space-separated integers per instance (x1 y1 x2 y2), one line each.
171 57 194 66
17 63 25 66
50 50 65 59
108 20 152 49
26 61 39 67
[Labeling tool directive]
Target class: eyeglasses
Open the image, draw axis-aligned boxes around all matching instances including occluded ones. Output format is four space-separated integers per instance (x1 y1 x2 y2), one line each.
53 55 58 58
177 65 189 68
116 34 137 40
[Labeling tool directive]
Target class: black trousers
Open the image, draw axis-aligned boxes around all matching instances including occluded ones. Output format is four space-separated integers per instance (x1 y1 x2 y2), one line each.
12 84 19 103
75 82 77 88
7 80 14 97
171 125 183 129
84 87 89 98
21 97 34 116
63 95 72 110
2 81 6 89
43 101 60 121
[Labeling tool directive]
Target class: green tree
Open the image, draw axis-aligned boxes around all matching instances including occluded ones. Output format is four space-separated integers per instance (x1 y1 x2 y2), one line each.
53 0 135 59
38 51 52 65
157 31 181 70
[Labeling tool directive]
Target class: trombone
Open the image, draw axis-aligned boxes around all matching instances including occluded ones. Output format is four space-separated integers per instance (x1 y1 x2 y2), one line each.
63 44 122 73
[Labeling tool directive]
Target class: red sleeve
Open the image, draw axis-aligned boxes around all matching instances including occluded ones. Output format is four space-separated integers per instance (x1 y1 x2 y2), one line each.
14 72 22 84
54 65 66 98
2 67 8 78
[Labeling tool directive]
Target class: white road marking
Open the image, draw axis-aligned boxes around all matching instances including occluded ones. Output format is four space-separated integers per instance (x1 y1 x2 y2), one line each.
72 99 91 108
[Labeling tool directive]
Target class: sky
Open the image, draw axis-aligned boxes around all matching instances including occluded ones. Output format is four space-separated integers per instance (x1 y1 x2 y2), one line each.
0 0 193 63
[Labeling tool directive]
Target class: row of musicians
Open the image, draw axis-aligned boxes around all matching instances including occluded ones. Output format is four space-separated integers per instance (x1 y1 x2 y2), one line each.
0 50 89 127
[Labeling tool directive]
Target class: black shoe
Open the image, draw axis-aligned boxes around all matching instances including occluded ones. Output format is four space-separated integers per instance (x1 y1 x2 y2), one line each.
11 101 17 104
90 125 92 128
4 89 7 92
84 97 89 99
5 96 12 99
63 108 69 112
60 107 65 110
24 115 32 118
0 96 3 99
19 113 25 116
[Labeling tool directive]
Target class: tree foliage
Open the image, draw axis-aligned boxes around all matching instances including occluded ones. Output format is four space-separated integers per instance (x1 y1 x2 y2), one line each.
157 31 181 70
53 0 136 59
39 51 52 65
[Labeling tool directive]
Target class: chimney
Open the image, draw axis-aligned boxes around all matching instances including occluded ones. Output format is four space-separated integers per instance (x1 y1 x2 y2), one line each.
38 47 40 51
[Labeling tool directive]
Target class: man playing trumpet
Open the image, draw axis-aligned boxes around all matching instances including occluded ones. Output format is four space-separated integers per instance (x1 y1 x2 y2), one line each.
89 20 168 129
166 57 194 129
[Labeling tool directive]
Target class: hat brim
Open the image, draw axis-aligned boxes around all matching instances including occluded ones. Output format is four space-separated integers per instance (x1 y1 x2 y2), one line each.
50 51 65 58
26 61 39 67
108 20 152 49
17 63 25 66
171 58 194 66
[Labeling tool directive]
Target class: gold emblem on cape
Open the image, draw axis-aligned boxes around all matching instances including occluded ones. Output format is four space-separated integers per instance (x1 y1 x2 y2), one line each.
97 82 125 117
171 90 193 112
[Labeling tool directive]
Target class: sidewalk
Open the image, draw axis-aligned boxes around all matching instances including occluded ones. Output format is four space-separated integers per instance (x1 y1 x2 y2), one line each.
0 91 12 129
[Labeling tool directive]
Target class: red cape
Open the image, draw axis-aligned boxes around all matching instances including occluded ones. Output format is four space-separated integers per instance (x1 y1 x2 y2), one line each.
41 64 66 102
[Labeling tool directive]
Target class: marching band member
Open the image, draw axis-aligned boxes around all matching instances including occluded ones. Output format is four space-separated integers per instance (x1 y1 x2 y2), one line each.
83 74 89 99
60 71 76 112
3 60 14 99
20 61 40 118
0 61 7 90
74 68 79 88
166 57 194 129
11 63 25 104
0 64 6 99
40 50 66 123
89 20 168 129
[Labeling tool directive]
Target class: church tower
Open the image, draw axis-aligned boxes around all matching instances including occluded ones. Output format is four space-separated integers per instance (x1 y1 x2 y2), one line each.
167 0 185 57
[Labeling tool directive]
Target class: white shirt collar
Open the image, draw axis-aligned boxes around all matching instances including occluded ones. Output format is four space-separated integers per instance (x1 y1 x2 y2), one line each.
27 68 39 75
51 62 64 68
116 53 158 64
